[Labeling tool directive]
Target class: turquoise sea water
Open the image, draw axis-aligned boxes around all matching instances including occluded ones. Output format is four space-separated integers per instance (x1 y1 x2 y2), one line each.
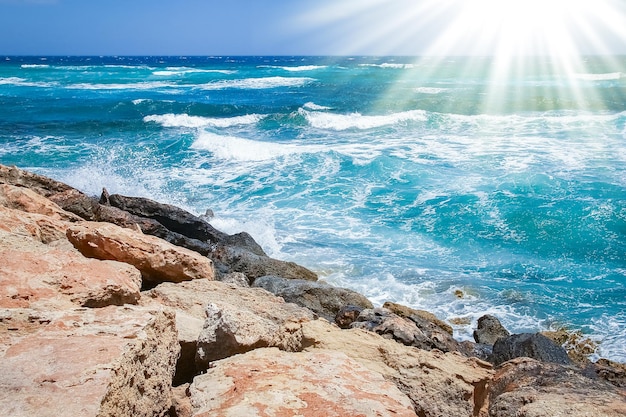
1 56 625 361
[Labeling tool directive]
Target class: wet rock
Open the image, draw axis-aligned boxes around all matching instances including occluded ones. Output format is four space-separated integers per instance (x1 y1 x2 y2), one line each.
301 319 494 417
0 306 179 417
473 314 510 346
491 333 572 366
190 347 418 417
252 275 372 321
66 222 215 284
383 301 453 335
488 357 626 417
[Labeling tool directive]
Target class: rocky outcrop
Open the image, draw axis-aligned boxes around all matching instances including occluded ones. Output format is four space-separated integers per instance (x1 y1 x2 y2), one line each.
491 333 572 366
190 347 418 417
488 357 626 417
0 306 179 417
474 315 510 346
66 222 215 284
300 319 495 417
252 275 373 321
383 301 454 335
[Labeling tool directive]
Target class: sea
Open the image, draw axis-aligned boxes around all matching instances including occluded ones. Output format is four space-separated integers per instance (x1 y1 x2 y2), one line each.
1 55 625 362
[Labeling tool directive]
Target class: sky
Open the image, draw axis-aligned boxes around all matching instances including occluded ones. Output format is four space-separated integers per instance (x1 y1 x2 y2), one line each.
0 0 625 56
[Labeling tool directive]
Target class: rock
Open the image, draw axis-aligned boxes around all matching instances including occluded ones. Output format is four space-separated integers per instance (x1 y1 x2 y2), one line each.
541 328 598 366
140 280 315 379
0 164 99 220
108 193 231 246
587 359 626 388
218 271 250 287
0 229 142 309
0 183 82 222
301 319 494 417
0 306 179 417
383 301 454 335
334 304 364 329
491 333 572 366
252 275 372 321
66 222 215 284
195 286 316 369
488 357 626 417
473 314 510 346
0 205 70 244
189 347 418 417
351 307 463 353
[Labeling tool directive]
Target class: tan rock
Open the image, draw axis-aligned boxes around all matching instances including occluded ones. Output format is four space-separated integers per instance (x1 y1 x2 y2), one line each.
190 347 418 417
301 319 494 417
383 301 454 335
488 357 626 417
0 230 142 309
0 205 70 244
0 306 179 417
66 221 215 283
0 183 82 222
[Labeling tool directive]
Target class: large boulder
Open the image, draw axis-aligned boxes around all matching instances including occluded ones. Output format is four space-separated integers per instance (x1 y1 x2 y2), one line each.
474 315 510 346
488 357 626 417
0 183 82 222
491 333 572 366
0 227 142 309
189 347 418 417
0 306 179 417
66 222 215 284
0 205 70 244
301 319 494 417
253 275 372 321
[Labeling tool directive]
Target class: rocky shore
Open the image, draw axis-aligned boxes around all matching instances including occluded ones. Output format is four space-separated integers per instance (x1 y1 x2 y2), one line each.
1 163 625 417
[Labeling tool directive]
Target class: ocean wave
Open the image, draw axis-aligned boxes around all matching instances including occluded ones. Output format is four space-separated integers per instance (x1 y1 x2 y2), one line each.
303 102 332 111
144 113 265 128
359 63 416 69
66 81 176 90
301 108 428 130
259 65 328 72
153 67 236 76
20 64 50 69
415 87 447 94
574 72 623 81
191 132 306 162
0 77 58 87
196 76 314 90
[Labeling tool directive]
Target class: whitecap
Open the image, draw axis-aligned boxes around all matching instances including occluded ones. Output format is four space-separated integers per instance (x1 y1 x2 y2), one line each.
359 63 415 69
20 64 50 69
196 76 314 90
301 108 428 130
574 72 622 81
415 87 446 94
153 67 235 76
279 65 327 72
0 77 58 87
144 113 265 128
191 132 305 162
302 102 332 111
66 81 176 90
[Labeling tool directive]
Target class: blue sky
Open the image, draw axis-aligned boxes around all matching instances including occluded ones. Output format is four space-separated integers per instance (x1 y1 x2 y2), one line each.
1 0 625 56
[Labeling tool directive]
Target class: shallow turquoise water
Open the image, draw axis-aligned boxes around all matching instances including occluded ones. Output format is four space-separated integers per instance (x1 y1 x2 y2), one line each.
1 55 625 361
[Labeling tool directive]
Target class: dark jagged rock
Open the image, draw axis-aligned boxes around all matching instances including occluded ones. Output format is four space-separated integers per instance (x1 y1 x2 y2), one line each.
108 193 231 247
473 314 510 346
335 305 364 329
491 333 572 366
352 308 430 347
252 275 372 321
489 357 626 417
586 359 626 388
383 301 453 335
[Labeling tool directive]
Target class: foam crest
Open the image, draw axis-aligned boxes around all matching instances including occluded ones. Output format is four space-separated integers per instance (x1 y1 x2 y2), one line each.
279 65 327 72
574 72 623 81
0 77 57 88
153 67 235 76
66 81 176 90
20 64 50 69
144 113 265 129
197 76 314 90
359 63 415 69
302 108 428 130
415 87 447 94
302 102 332 110
191 132 307 162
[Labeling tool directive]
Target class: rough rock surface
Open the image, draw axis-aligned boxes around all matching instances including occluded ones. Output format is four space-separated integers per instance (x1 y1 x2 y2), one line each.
474 315 510 346
0 183 83 222
301 319 494 417
0 306 179 417
488 357 626 417
66 221 215 284
334 304 364 329
383 301 454 335
0 226 142 309
190 347 418 417
252 275 373 321
491 333 572 366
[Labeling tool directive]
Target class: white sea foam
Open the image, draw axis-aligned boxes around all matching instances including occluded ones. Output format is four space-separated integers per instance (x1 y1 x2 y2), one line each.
132 99 150 105
279 65 327 72
153 67 235 76
191 132 306 162
301 108 428 130
302 102 332 111
66 81 176 90
144 113 265 128
574 72 623 81
197 76 314 90
415 87 446 94
20 64 50 69
359 63 415 69
0 77 57 87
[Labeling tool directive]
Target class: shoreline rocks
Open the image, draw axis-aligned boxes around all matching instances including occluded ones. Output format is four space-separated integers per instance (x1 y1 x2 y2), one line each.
1 163 625 417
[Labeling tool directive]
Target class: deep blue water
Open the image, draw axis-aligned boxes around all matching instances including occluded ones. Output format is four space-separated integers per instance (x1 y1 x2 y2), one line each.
1 55 625 361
